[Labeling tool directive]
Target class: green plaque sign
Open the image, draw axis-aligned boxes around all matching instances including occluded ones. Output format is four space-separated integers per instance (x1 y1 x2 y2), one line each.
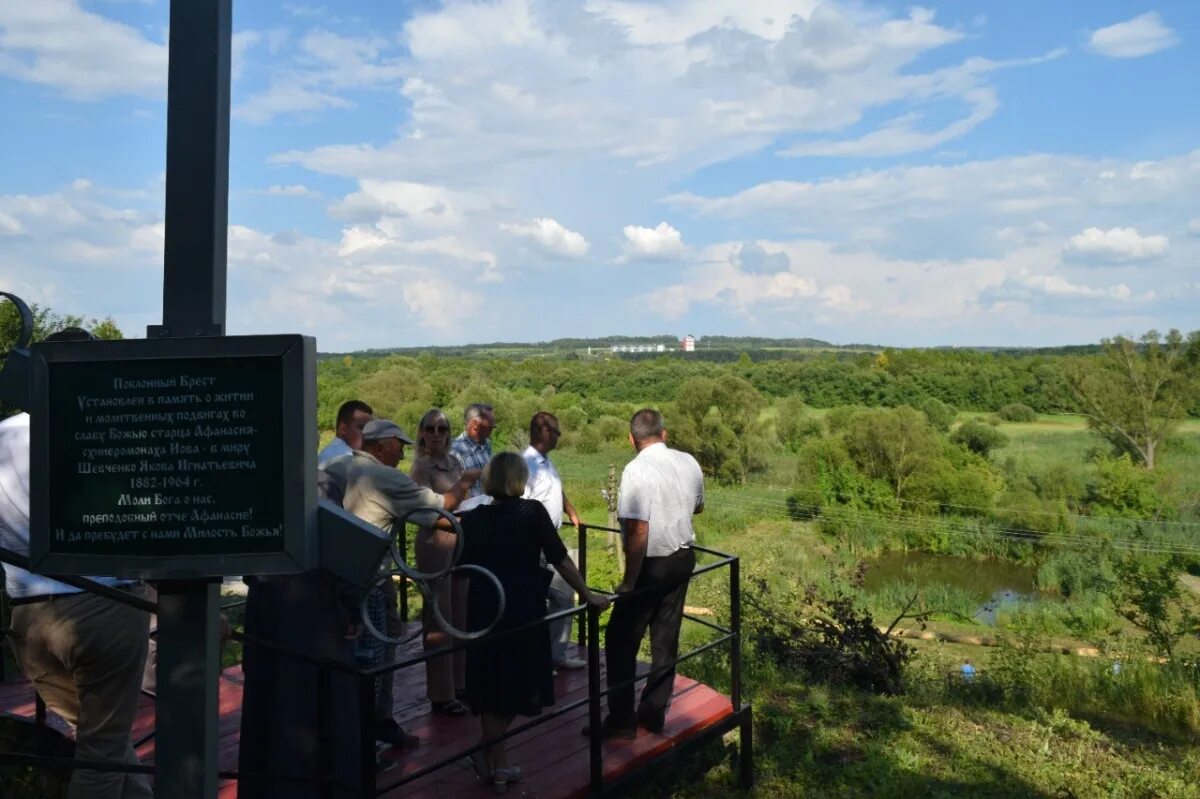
29 335 316 578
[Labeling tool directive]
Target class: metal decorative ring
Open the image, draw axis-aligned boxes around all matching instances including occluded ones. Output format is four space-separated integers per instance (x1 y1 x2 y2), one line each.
359 563 507 644
427 564 506 641
359 569 435 645
0 292 34 350
387 506 465 582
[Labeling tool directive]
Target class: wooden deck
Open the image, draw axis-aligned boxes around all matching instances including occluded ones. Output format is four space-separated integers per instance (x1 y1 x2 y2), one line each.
0 628 735 797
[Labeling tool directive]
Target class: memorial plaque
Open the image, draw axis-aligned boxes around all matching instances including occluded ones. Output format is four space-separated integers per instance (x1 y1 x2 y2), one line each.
29 334 316 578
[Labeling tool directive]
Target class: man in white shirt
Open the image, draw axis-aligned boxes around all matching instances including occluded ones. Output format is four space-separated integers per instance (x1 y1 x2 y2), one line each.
597 408 703 739
522 412 584 670
0 328 152 798
317 399 374 466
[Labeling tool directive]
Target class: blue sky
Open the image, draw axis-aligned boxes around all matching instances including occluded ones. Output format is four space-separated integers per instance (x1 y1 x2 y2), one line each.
0 1 1197 349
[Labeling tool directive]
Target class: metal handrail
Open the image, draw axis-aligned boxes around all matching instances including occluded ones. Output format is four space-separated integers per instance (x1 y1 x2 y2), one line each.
2 518 746 798
368 521 744 798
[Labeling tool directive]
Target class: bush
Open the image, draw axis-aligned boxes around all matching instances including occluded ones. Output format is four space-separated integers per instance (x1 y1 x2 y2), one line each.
951 420 1009 457
998 403 1037 422
1087 453 1170 519
914 397 957 432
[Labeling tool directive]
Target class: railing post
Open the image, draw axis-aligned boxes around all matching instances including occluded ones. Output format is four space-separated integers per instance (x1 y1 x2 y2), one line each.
577 523 588 646
738 704 754 791
358 671 376 799
586 603 603 795
318 662 334 799
730 556 741 710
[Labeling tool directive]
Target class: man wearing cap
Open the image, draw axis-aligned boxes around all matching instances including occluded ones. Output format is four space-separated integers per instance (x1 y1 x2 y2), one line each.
324 419 478 748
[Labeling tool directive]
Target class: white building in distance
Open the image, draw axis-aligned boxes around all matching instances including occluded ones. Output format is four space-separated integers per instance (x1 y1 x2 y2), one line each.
681 335 696 352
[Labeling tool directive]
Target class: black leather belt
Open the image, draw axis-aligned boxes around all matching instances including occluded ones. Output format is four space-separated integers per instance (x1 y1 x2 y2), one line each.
9 583 141 607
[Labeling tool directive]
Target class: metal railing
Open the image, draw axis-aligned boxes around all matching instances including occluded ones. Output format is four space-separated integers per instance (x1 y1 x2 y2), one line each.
1 522 753 797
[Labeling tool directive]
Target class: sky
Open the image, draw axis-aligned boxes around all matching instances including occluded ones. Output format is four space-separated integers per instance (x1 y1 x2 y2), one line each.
0 1 1197 350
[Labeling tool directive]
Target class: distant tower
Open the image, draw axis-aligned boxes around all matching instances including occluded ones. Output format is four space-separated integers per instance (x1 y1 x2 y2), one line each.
682 334 695 352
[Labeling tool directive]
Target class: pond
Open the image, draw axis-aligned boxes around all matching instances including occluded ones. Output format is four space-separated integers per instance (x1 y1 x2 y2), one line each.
862 550 1053 625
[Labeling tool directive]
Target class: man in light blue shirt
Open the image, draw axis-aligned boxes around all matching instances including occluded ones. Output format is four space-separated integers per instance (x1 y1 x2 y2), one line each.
317 399 374 467
450 402 494 497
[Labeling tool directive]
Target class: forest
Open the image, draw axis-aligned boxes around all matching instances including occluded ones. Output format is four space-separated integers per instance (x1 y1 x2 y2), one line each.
4 303 1200 796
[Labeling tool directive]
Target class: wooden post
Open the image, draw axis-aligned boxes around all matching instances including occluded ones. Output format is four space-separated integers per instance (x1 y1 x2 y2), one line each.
605 463 624 572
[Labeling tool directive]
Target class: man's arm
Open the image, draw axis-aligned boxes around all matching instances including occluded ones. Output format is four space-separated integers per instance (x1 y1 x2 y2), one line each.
616 517 648 593
563 490 581 527
441 468 482 512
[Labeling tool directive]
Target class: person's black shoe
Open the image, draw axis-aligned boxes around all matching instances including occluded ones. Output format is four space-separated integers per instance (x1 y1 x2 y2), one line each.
374 719 420 748
637 708 666 735
581 718 636 740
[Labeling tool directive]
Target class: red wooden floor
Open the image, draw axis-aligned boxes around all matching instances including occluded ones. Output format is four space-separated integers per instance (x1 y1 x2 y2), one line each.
1 628 734 798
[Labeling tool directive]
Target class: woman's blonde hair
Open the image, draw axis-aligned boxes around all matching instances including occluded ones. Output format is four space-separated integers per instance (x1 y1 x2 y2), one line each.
482 451 528 499
416 408 452 458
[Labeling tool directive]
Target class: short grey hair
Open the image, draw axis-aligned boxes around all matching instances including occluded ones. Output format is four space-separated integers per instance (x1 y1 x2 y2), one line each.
630 408 664 442
464 403 494 425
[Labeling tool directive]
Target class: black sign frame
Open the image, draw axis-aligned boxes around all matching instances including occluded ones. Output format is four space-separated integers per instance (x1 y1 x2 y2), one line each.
29 334 316 578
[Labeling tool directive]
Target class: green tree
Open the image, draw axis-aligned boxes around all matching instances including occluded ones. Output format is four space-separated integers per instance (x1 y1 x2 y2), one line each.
670 374 770 484
1064 329 1200 469
950 419 1009 457
1087 453 1169 519
843 407 940 500
1108 554 1198 659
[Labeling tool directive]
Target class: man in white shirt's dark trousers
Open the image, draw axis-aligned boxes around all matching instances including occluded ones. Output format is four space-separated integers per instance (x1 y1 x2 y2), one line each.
594 408 704 739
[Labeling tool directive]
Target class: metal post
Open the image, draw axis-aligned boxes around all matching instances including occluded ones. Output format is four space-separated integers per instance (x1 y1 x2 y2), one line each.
577 523 588 645
586 604 603 795
358 673 376 799
738 705 754 791
155 580 221 797
152 0 232 340
151 2 232 796
730 557 742 710
317 663 334 799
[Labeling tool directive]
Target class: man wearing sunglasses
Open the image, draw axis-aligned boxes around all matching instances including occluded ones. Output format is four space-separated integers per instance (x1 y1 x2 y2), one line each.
522 412 585 672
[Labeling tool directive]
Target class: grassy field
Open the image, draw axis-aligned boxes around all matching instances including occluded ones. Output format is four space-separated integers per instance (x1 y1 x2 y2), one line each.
309 414 1200 797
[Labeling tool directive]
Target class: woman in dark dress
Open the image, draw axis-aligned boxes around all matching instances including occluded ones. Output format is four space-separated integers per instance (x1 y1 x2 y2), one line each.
458 452 608 793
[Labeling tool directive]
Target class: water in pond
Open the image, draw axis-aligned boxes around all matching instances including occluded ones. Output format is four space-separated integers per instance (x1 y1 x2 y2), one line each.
862 550 1050 625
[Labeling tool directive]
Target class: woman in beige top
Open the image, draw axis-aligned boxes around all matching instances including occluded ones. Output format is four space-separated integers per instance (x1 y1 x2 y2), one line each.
409 407 470 714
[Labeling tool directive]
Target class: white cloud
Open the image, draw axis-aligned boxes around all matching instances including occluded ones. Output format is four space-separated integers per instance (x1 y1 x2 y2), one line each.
252 184 321 198
501 218 589 257
1065 226 1169 263
0 0 167 99
276 2 1052 179
781 88 999 158
623 222 685 259
233 81 354 124
0 211 24 236
1014 273 1136 301
1089 12 1179 58
666 150 1200 265
1188 218 1200 236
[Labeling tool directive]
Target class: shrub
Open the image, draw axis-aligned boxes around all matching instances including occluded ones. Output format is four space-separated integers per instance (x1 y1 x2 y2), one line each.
914 397 957 432
1087 453 1170 519
951 419 1009 457
998 403 1037 422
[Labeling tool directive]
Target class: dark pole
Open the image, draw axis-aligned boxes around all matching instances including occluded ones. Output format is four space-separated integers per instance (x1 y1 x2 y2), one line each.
151 0 231 340
152 1 232 796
